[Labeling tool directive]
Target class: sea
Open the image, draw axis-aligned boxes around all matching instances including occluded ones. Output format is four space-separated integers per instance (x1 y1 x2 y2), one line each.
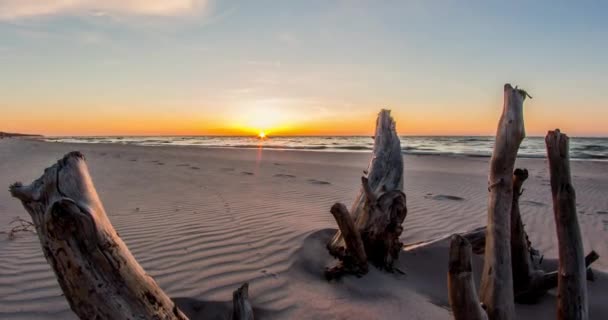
43 136 608 161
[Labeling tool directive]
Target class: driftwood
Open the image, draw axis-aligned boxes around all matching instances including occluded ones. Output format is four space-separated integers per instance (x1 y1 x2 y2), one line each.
509 168 549 303
444 168 597 304
546 129 588 320
479 84 527 320
507 167 599 302
10 151 253 320
327 203 368 276
232 283 254 320
448 235 488 320
326 110 407 278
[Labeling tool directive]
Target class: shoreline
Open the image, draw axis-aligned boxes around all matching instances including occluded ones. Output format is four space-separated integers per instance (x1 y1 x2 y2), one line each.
35 138 608 162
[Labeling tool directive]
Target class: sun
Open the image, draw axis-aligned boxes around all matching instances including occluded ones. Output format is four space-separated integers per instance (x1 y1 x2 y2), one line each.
258 131 267 139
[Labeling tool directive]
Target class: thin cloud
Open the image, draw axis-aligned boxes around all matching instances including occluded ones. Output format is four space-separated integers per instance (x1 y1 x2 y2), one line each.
0 0 208 20
277 32 299 46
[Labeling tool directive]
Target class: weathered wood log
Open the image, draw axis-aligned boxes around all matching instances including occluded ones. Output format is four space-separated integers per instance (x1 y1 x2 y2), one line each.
328 109 404 256
232 283 254 320
326 202 368 278
9 152 188 319
535 250 599 293
9 151 255 320
359 177 407 269
510 168 534 285
508 168 550 303
448 234 488 320
546 129 588 320
479 84 528 320
326 110 407 276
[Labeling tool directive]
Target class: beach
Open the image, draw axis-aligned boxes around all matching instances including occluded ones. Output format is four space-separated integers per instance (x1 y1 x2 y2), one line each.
1 138 607 319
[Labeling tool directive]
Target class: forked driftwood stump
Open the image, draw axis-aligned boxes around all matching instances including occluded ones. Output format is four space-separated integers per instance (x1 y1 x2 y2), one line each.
10 152 254 320
478 84 528 320
546 129 588 320
326 109 406 278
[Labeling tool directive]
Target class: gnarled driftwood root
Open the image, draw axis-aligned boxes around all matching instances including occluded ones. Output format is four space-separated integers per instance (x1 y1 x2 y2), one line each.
326 109 407 278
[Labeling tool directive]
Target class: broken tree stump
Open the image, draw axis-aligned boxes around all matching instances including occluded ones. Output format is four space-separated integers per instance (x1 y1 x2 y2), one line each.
232 283 254 320
546 129 589 320
9 151 253 320
479 84 528 320
326 109 407 277
448 235 488 320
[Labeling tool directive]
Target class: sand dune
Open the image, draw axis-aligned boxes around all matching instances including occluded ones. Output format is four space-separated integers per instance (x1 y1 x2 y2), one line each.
1 139 606 319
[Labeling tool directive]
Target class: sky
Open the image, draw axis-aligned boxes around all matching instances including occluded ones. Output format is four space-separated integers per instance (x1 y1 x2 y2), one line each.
0 0 607 136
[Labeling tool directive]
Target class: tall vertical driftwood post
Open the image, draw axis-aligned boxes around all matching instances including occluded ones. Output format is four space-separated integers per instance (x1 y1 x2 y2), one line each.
546 129 588 320
448 235 488 320
326 109 407 278
10 152 254 320
479 84 528 320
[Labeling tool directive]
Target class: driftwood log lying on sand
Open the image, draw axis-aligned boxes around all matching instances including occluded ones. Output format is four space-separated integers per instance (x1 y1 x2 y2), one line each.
10 152 254 320
546 129 589 320
326 109 407 279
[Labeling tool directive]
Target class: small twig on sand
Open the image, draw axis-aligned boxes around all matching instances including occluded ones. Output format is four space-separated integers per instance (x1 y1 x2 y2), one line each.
0 217 36 240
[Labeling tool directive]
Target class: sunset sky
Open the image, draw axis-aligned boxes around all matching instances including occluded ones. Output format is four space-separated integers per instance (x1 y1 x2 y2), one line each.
1 1 607 136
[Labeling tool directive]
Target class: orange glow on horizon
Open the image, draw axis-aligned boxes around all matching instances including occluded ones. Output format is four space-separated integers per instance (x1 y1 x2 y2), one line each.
2 101 607 137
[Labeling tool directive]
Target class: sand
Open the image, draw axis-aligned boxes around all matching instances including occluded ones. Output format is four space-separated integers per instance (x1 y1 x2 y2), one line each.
0 138 606 319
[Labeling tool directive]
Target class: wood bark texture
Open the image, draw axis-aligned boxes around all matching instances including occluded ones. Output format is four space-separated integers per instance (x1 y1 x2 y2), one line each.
546 129 588 320
479 84 528 320
9 151 188 320
448 234 488 320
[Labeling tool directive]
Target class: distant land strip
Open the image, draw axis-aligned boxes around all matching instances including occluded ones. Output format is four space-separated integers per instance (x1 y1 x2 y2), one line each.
0 131 43 138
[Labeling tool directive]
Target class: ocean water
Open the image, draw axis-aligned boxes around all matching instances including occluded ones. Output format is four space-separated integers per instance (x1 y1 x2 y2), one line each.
43 136 608 160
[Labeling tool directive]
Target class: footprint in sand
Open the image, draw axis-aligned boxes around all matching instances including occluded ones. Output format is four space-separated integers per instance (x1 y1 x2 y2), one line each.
241 171 254 175
274 173 296 178
308 179 331 185
597 211 608 215
521 200 547 207
190 166 200 170
156 162 165 165
129 159 138 162
426 194 465 201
